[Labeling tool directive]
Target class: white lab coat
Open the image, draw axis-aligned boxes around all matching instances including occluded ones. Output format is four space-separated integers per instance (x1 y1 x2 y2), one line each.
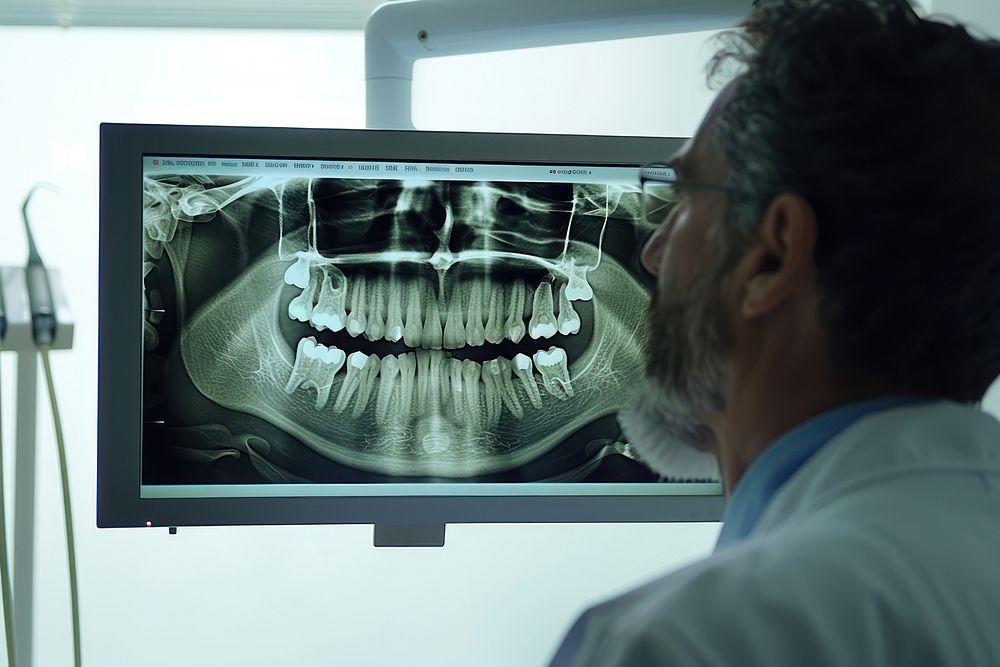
551 401 1000 666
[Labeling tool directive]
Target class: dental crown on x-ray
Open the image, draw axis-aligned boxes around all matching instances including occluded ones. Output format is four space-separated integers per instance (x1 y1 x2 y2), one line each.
144 174 651 478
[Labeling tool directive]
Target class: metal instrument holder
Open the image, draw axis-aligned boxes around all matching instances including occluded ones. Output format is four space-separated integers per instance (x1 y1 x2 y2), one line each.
0 265 75 667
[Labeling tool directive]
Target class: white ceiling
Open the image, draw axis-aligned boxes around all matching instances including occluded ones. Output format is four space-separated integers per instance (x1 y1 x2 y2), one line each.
0 0 387 29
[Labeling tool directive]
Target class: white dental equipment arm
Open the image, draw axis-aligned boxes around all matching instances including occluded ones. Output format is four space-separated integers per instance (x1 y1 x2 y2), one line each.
365 0 750 130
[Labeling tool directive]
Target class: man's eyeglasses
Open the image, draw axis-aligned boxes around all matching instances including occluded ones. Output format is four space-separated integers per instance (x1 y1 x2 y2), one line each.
639 162 738 227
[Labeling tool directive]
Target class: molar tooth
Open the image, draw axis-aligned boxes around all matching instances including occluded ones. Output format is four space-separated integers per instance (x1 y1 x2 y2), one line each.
462 359 483 420
565 268 594 301
484 287 505 344
384 278 405 342
397 352 417 422
403 282 424 348
310 270 347 332
334 351 370 413
365 279 386 342
346 276 368 337
512 353 543 410
480 360 502 427
283 254 311 288
556 282 581 335
375 354 400 425
504 281 527 343
287 267 318 323
466 282 486 347
421 291 443 350
285 337 346 410
443 287 466 350
528 282 558 339
490 357 522 419
532 346 574 400
285 336 317 393
351 354 380 419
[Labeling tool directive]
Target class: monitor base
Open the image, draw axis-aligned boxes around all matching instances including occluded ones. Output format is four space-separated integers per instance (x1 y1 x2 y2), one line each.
373 524 446 548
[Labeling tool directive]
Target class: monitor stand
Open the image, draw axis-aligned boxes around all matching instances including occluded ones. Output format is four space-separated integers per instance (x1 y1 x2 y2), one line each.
373 524 446 548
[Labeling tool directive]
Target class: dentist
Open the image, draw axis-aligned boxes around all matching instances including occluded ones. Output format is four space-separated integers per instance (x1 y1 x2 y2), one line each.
551 0 1000 664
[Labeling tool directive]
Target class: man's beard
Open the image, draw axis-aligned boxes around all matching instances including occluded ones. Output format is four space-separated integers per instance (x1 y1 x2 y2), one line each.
618 263 730 482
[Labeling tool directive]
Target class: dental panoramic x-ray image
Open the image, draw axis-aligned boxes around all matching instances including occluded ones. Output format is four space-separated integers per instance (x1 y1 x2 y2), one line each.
141 166 663 487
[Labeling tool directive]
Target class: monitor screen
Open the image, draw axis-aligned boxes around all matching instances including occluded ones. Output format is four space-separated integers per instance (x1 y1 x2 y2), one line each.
98 124 724 528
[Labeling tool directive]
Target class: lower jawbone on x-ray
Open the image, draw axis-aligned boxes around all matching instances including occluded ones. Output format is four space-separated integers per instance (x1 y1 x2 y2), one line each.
141 172 660 485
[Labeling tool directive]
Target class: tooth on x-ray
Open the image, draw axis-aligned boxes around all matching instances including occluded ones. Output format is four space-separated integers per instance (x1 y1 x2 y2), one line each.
443 289 466 350
283 254 312 289
384 278 405 343
287 266 318 322
529 282 558 340
513 353 544 410
311 270 348 332
484 287 506 345
421 290 443 350
557 283 581 335
533 346 574 400
466 282 487 347
284 336 346 410
334 350 378 415
345 276 368 337
505 281 527 344
404 281 424 348
364 280 387 342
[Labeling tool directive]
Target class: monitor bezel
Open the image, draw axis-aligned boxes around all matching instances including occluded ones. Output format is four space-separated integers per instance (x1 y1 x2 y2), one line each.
97 122 725 529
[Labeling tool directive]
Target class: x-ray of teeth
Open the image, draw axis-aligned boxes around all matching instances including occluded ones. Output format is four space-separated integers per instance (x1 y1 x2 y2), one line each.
141 170 659 484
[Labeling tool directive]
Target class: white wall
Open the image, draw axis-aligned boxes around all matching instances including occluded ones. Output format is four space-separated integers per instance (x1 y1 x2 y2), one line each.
413 30 721 136
1 3 998 664
933 0 999 36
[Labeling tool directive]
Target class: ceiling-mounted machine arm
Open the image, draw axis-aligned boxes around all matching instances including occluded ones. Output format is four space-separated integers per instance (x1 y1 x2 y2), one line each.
364 0 749 130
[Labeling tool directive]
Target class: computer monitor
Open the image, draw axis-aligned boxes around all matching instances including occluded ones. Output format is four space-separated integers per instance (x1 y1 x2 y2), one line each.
98 123 725 537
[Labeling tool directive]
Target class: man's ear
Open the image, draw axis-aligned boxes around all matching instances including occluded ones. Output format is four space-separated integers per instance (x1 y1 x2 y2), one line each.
735 193 818 318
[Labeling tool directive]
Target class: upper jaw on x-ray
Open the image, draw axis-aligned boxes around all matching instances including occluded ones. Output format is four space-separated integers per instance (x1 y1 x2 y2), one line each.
141 174 655 482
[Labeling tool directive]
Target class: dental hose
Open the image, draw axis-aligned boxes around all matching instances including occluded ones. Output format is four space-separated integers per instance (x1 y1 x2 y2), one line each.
40 347 81 667
23 185 80 667
0 335 17 667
